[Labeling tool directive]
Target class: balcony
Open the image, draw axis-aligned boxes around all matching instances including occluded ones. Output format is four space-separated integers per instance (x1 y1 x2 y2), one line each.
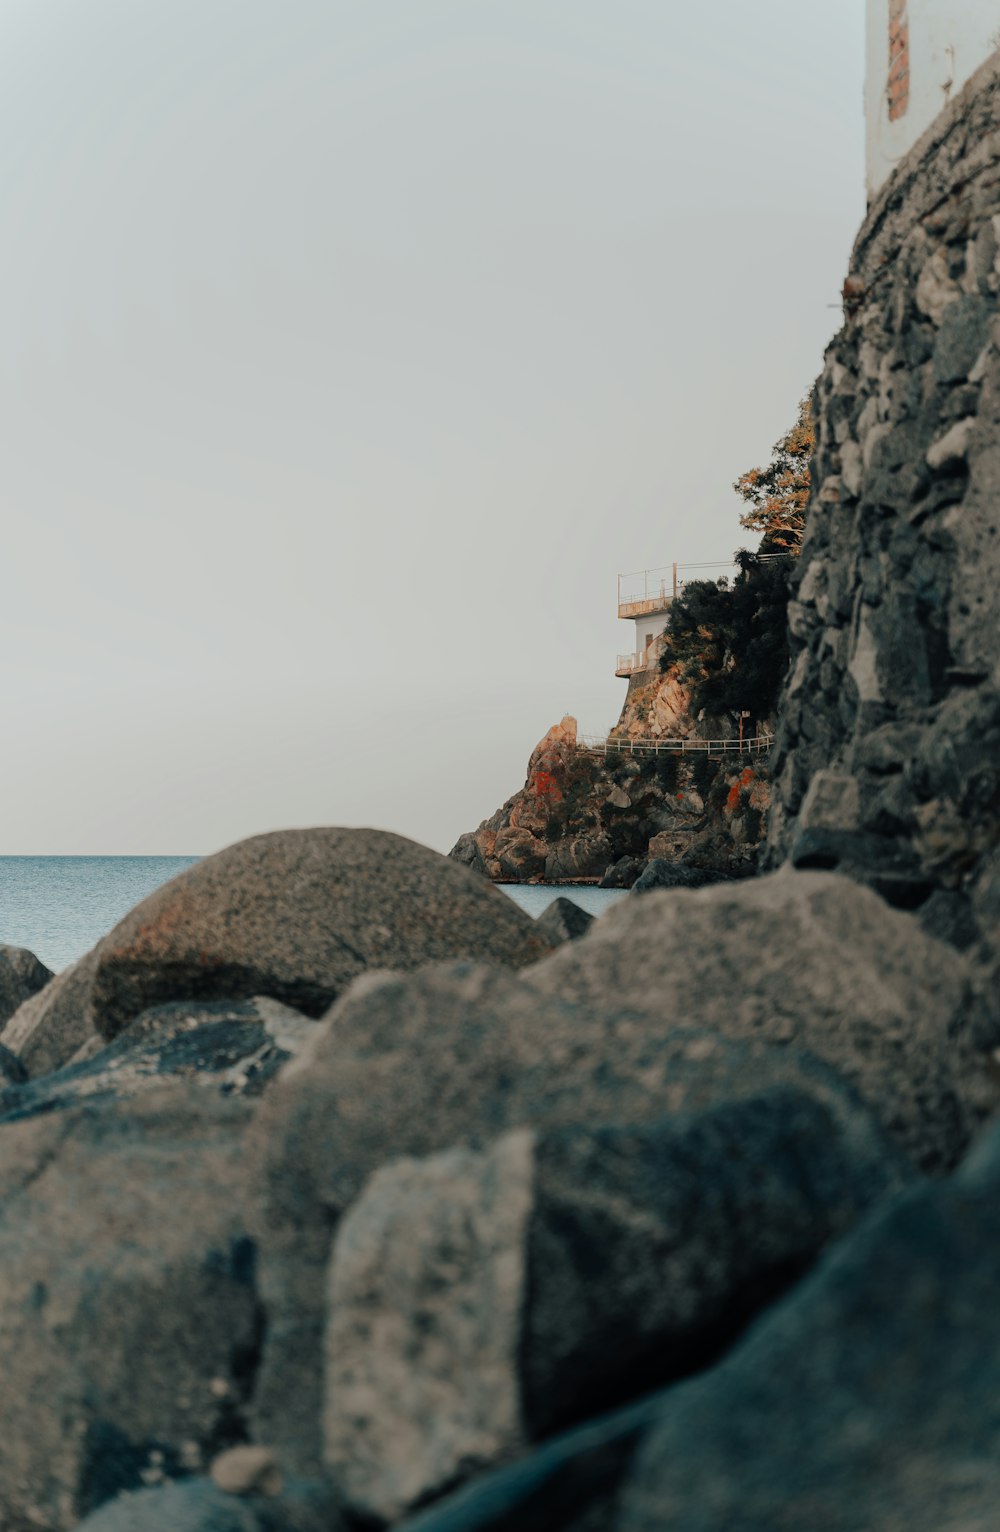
617 564 677 621
616 637 667 678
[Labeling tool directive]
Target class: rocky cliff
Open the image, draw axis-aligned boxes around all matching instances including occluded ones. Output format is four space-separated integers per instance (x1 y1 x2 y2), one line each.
452 709 769 886
765 53 1000 953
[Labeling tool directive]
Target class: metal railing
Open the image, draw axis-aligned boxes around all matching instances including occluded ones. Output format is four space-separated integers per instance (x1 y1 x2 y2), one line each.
615 650 651 677
577 733 773 758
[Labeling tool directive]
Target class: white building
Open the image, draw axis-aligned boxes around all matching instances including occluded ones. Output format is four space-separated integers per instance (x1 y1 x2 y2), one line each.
866 0 999 200
615 566 677 678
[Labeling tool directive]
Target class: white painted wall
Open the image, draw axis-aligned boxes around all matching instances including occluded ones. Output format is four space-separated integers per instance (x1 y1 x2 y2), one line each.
866 0 999 200
633 615 666 661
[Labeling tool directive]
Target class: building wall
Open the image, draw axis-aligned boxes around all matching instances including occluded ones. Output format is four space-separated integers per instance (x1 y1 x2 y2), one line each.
633 614 668 660
866 0 998 199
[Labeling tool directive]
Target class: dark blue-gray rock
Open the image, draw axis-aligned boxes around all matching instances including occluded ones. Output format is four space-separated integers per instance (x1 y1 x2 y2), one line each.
395 1393 664 1532
0 1085 263 1531
448 831 488 879
597 857 645 889
630 860 732 893
89 828 554 1039
72 1472 342 1531
525 867 998 1173
247 960 908 1476
763 51 1000 926
0 944 54 1028
0 1042 26 1085
615 1113 1000 1532
533 897 594 944
322 1092 906 1522
0 948 101 1078
0 997 313 1125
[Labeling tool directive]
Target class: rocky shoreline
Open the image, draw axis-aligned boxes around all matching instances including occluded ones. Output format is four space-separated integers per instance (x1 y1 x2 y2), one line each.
0 43 999 1532
0 827 994 1532
451 716 769 890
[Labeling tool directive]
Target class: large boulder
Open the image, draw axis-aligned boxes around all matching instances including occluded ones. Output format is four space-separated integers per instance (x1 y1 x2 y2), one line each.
246 961 903 1474
0 945 53 1028
87 829 553 1039
323 1093 905 1523
0 949 101 1078
524 867 997 1172
0 1086 263 1531
0 997 313 1125
615 1116 1000 1532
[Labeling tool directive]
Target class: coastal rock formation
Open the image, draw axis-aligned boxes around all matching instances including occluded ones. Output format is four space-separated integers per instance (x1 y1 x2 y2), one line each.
398 1114 1000 1532
323 1095 903 1524
88 828 553 1036
765 52 1000 944
0 950 103 1078
245 958 892 1477
0 996 313 1124
0 945 53 1028
452 715 769 886
525 867 997 1172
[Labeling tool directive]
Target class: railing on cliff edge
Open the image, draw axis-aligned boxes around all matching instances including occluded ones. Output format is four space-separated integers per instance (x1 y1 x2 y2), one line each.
576 733 773 758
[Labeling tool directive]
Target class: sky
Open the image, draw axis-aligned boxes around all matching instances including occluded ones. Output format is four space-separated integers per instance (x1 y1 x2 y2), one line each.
0 0 868 855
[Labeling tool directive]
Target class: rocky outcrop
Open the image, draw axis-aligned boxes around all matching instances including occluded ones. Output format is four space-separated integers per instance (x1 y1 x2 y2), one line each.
525 867 997 1173
323 1094 903 1524
0 945 53 1028
88 828 553 1036
765 51 1000 939
1 950 103 1078
453 716 769 885
244 957 895 1478
0 997 314 1125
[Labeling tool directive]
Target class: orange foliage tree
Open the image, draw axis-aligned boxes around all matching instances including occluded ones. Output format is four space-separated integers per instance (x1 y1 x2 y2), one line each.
733 397 814 552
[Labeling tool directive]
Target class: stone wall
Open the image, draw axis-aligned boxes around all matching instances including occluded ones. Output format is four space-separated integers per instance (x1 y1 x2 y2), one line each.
765 52 1000 939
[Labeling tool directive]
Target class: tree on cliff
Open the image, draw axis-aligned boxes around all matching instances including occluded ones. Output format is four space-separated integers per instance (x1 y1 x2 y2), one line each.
659 551 791 725
733 397 814 552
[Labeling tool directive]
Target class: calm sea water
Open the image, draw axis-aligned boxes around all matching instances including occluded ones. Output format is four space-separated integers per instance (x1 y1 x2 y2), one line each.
0 857 624 974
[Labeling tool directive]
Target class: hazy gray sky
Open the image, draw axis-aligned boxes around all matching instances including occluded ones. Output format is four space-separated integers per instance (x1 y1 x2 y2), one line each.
1 0 866 854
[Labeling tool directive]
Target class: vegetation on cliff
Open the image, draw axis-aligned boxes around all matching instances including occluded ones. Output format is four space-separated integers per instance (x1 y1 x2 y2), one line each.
657 397 814 729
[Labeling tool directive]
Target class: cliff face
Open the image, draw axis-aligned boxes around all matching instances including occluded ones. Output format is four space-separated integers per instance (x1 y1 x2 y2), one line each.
453 711 768 885
764 53 1000 946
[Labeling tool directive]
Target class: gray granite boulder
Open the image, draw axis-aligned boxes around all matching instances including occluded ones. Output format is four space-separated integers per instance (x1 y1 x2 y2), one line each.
89 828 553 1038
0 944 53 1027
0 1086 262 1530
525 867 997 1172
533 897 594 944
0 949 101 1078
247 961 904 1474
324 1093 906 1523
615 1115 1000 1532
0 997 313 1125
0 1042 26 1084
72 1473 341 1532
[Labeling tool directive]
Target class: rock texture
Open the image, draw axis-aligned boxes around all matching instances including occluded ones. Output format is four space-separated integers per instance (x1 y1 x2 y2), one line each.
453 717 769 885
324 1094 904 1522
247 961 884 1475
0 949 102 1078
532 897 595 944
0 997 313 1125
0 945 53 1028
88 828 552 1038
615 1115 1000 1532
525 867 997 1172
765 51 1000 936
0 1087 262 1532
73 1473 340 1532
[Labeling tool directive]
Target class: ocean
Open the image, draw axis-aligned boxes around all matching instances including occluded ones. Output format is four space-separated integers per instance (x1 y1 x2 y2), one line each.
0 857 625 974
